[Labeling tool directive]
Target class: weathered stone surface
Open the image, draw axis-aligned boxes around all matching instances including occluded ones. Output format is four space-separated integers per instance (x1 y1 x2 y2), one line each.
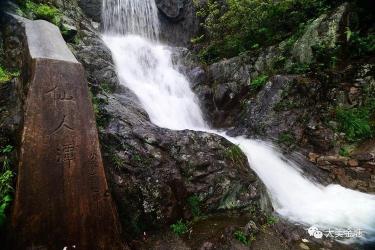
62 6 270 241
156 0 184 19
291 3 348 64
78 0 103 22
100 92 268 239
158 0 200 46
7 17 125 249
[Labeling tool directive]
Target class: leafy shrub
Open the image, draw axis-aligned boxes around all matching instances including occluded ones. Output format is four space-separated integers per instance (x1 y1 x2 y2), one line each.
250 74 268 90
278 132 295 147
225 144 243 164
170 219 189 236
266 215 278 225
286 62 311 74
312 42 341 69
0 145 15 227
346 28 375 57
234 230 249 245
336 107 373 142
22 0 61 26
187 195 201 217
339 146 352 157
0 66 19 83
196 0 333 62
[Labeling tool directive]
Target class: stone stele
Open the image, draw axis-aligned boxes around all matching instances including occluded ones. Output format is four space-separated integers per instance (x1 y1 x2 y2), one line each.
10 19 127 249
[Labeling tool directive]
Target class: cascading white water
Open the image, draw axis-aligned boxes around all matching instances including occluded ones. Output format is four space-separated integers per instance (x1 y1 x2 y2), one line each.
102 0 375 242
102 0 160 40
103 35 208 130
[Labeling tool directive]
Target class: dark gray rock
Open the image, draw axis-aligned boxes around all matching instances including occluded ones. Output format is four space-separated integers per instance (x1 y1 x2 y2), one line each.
158 0 200 46
156 0 184 19
101 93 266 238
56 4 270 240
78 0 103 22
228 75 298 139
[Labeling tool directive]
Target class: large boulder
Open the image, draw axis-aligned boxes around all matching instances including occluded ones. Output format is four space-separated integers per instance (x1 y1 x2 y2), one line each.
292 3 349 64
100 92 267 238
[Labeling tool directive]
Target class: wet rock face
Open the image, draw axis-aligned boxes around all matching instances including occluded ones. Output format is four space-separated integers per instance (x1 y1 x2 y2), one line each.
101 94 265 237
228 75 327 143
66 8 269 240
156 0 184 19
157 0 200 46
78 0 103 22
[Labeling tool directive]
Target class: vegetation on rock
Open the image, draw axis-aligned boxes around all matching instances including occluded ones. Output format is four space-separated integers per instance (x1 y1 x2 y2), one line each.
170 219 189 236
0 66 19 84
251 74 268 90
0 145 14 227
19 0 62 26
187 195 202 218
194 0 339 63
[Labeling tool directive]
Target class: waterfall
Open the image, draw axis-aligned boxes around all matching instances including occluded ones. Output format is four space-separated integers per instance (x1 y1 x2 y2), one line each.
102 0 160 40
102 0 375 243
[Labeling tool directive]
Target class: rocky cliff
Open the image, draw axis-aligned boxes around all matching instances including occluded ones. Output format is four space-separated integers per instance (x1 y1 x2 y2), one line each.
0 0 374 249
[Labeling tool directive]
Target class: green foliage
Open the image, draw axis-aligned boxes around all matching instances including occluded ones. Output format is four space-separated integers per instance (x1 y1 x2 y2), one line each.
170 219 189 236
336 107 373 142
266 215 278 225
0 145 15 227
312 43 341 69
196 0 332 62
346 28 375 57
90 91 110 129
234 230 249 245
111 154 125 170
187 195 201 217
339 146 351 157
250 74 268 90
274 99 298 112
225 144 243 164
21 1 62 26
286 62 311 74
0 66 19 84
278 132 295 147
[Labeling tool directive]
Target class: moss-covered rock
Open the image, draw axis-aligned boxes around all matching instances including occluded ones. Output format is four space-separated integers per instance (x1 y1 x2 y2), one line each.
292 3 348 64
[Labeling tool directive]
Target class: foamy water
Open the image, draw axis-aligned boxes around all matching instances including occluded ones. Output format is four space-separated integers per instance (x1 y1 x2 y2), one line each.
102 0 375 243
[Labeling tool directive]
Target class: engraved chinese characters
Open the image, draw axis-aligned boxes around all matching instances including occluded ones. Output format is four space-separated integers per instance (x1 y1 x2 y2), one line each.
10 20 126 249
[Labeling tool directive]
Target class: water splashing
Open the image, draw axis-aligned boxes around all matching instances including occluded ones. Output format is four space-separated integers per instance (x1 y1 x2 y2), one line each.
103 35 207 130
102 0 375 243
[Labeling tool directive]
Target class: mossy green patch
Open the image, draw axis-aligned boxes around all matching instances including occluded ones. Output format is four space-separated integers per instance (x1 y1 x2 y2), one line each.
0 145 15 227
170 219 189 236
187 195 202 218
0 66 19 84
250 74 268 90
278 132 296 147
336 106 374 142
225 144 244 165
20 1 62 26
